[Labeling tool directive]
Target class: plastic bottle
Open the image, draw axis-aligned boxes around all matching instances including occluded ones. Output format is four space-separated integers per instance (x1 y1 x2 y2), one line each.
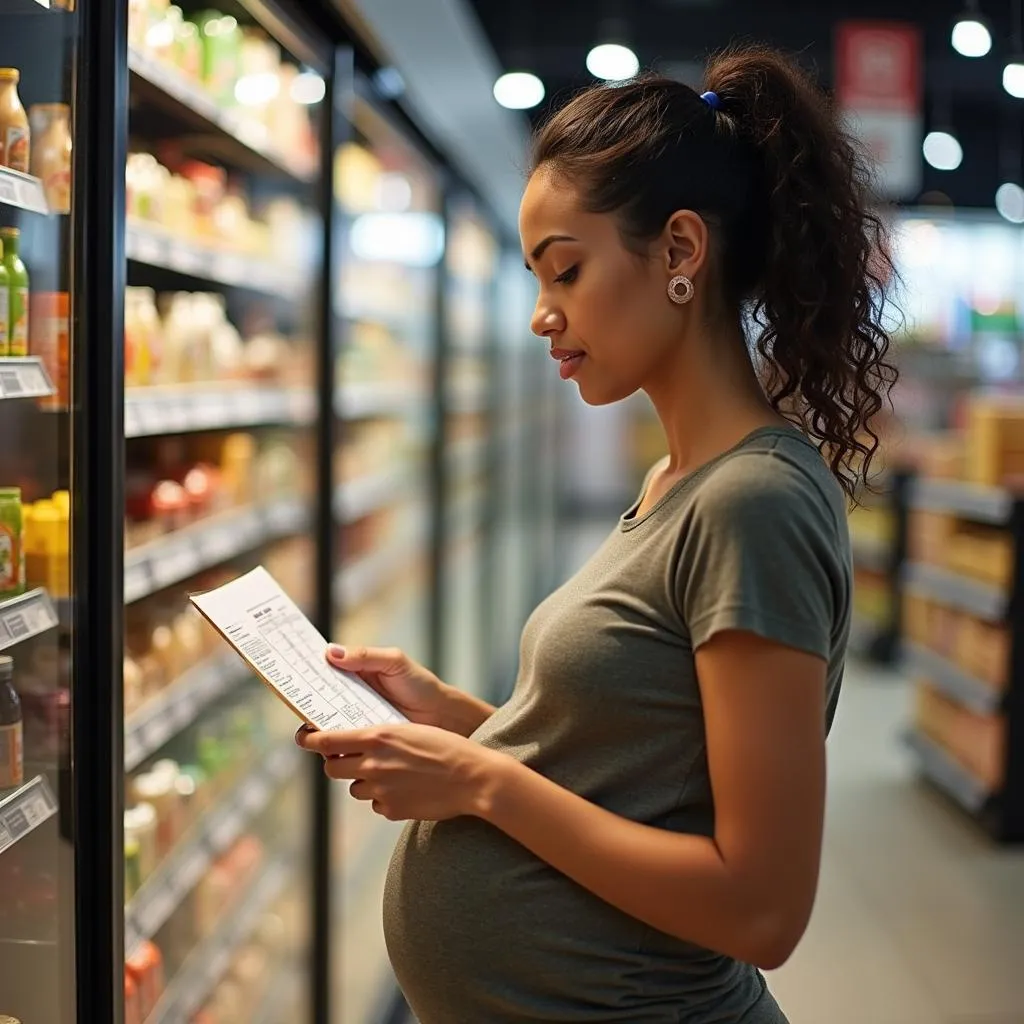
0 488 24 598
0 237 9 357
0 69 29 173
28 104 71 214
0 228 29 357
0 656 22 789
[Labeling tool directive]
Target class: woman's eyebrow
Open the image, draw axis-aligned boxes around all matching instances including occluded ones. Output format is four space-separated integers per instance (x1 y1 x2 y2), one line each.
524 234 578 271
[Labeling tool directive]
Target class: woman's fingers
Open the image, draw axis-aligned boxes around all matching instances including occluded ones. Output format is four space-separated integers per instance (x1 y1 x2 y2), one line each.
326 644 406 674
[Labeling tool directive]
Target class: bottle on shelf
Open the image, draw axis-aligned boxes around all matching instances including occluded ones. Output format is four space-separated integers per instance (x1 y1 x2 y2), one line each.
0 236 8 357
30 290 70 409
0 656 23 790
0 487 25 599
0 69 29 174
28 104 72 215
0 228 29 357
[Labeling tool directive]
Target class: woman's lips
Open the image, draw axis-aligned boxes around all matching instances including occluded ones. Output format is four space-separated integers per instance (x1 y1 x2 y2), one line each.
552 349 586 380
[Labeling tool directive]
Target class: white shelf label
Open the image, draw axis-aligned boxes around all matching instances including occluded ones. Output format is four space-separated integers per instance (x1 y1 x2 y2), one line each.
0 590 58 651
0 168 48 215
0 359 54 400
0 776 57 856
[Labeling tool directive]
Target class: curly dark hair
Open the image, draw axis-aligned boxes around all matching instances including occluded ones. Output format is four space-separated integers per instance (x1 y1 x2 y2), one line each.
530 44 897 500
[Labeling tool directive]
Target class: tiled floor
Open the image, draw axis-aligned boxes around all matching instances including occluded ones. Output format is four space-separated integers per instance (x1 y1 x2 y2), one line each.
769 661 1024 1024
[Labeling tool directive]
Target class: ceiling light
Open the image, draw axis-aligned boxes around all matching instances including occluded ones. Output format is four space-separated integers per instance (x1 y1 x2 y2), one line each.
922 130 963 170
952 17 992 57
586 43 639 82
996 181 1024 222
1004 58 1024 97
493 71 545 110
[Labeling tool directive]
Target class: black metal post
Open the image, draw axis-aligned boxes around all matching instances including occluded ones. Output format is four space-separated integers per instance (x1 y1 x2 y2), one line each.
72 0 127 1017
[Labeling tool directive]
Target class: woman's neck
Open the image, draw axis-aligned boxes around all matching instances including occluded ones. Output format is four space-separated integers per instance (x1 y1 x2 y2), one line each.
643 322 783 477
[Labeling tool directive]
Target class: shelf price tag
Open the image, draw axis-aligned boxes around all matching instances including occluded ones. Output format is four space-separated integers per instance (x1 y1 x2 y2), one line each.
151 538 200 589
134 878 177 939
0 776 57 856
0 590 58 651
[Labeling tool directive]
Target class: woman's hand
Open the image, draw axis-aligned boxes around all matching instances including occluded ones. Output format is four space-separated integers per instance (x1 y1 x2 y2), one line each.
295 722 509 822
326 644 448 728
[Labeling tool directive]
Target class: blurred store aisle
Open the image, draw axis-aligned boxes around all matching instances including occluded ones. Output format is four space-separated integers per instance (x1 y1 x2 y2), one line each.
769 659 1024 1024
560 520 1024 1024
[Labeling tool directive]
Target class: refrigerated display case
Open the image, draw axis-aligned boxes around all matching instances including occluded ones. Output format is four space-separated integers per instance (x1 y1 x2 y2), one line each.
331 81 441 1024
118 2 331 1021
438 194 497 699
0 4 79 1021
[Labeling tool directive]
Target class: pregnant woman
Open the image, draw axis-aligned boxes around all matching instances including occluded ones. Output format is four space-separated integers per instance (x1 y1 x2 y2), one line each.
298 44 895 1023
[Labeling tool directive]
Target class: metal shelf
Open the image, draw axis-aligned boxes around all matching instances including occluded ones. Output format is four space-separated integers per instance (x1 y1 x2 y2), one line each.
334 519 428 611
903 561 1006 622
145 853 293 1024
335 380 422 420
124 498 309 604
0 167 49 214
0 775 57 857
910 477 1012 526
850 532 891 574
0 589 59 651
0 358 55 400
124 385 315 438
335 467 406 524
903 728 989 814
126 221 304 298
125 744 298 958
128 48 314 183
124 653 251 772
903 641 1002 715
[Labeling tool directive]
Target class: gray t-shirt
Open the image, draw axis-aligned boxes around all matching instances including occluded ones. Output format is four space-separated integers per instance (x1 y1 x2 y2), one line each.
384 426 852 1023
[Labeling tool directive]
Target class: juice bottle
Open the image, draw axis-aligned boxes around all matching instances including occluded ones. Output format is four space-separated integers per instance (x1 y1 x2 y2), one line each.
0 69 29 173
28 104 71 214
0 237 8 356
29 292 68 408
0 229 29 357
0 656 23 789
0 488 24 598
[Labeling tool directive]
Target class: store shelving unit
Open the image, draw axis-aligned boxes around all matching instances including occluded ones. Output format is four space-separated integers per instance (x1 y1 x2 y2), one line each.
0 774 58 856
848 469 912 664
0 166 50 215
901 477 1024 841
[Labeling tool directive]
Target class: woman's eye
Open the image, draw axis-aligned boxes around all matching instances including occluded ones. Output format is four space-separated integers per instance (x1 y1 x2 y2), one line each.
554 265 579 285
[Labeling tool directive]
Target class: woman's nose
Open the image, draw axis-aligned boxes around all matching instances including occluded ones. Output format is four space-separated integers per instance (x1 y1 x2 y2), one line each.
531 304 564 338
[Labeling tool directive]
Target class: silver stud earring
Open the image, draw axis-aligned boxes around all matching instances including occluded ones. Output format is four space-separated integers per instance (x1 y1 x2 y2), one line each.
667 275 694 305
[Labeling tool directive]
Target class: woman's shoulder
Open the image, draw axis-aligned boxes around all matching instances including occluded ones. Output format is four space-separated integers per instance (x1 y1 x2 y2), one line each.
689 428 846 537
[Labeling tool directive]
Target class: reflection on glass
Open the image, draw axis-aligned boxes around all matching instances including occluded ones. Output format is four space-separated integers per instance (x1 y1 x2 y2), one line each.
121 5 324 1021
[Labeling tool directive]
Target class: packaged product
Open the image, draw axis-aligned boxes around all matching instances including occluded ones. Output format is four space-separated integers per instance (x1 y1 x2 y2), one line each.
28 104 71 214
0 69 29 173
0 488 24 599
0 228 29 357
0 656 22 789
29 292 69 409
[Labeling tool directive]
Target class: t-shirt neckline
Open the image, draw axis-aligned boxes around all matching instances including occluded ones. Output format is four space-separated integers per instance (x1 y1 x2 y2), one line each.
620 424 808 532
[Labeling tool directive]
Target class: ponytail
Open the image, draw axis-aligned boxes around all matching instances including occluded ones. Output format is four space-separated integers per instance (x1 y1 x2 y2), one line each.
531 45 897 500
705 46 897 498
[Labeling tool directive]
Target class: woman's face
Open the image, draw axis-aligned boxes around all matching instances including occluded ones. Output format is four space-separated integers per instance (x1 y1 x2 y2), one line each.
519 166 689 405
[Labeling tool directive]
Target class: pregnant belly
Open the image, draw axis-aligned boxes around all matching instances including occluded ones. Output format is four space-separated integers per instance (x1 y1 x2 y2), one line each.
382 817 765 1024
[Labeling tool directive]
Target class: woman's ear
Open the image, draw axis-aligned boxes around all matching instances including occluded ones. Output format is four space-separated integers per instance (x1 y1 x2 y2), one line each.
663 210 709 280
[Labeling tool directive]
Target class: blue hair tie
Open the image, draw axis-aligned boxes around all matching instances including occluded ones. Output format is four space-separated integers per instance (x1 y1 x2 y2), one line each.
700 90 721 110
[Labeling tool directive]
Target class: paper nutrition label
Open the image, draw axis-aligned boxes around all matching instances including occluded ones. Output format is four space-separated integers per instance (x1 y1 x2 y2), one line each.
190 566 405 731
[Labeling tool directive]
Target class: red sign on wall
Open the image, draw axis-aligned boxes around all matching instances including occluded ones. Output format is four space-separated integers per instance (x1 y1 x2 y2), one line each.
835 21 923 199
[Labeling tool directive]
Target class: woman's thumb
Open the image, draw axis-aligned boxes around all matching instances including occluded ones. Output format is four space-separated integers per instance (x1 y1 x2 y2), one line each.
327 643 346 662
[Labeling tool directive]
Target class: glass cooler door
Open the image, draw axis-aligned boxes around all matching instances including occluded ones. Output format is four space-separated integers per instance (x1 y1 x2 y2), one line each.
331 86 441 1024
439 195 498 700
120 3 329 1020
0 0 79 1021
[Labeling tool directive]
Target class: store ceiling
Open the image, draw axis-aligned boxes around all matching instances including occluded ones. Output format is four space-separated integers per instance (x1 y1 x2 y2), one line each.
465 0 1023 210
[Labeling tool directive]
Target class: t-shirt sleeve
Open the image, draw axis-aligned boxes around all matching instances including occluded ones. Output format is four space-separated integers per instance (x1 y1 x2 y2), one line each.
676 455 844 659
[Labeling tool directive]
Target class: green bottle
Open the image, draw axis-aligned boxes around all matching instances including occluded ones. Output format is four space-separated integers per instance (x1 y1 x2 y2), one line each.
0 228 28 357
0 236 9 357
